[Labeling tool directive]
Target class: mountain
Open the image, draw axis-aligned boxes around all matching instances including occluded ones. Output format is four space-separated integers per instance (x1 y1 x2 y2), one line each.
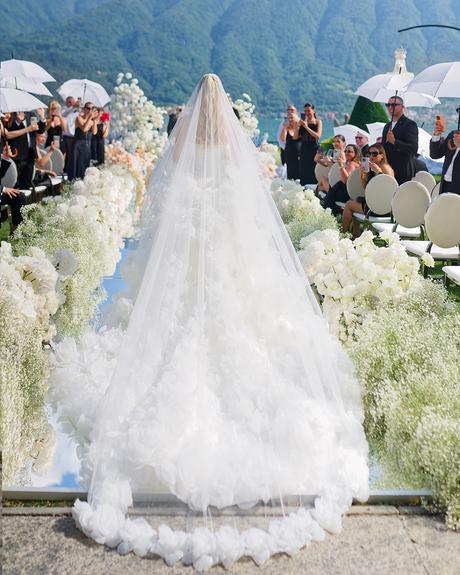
1 0 459 114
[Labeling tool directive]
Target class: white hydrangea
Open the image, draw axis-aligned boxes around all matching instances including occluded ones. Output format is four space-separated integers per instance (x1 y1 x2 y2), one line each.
233 93 259 137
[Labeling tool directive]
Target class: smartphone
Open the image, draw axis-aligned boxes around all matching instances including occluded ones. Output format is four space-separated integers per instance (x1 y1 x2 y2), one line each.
361 157 370 172
30 116 38 127
300 113 306 120
333 149 341 161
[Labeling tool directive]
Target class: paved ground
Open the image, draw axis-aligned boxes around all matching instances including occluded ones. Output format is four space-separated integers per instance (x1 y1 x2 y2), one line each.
2 506 459 574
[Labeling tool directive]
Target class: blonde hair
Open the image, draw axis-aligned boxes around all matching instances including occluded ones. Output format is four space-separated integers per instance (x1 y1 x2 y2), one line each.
196 74 226 145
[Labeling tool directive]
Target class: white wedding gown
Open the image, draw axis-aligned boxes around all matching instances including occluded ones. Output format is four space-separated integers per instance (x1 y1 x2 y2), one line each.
56 74 368 571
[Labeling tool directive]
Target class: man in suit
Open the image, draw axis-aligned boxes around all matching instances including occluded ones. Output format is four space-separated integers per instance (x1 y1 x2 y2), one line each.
382 96 418 184
6 110 46 189
354 131 369 158
430 120 460 195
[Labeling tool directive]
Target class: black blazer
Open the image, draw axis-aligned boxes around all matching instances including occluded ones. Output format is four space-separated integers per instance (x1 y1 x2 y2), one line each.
0 157 10 194
382 115 418 184
8 114 45 161
430 131 460 193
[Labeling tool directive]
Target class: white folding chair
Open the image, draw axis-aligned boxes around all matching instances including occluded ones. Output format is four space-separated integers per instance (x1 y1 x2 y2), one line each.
0 159 17 188
372 181 430 239
37 148 52 172
314 162 330 183
46 146 65 175
431 181 441 200
346 167 365 200
353 174 397 228
328 162 341 188
413 171 436 195
443 265 460 287
401 194 460 273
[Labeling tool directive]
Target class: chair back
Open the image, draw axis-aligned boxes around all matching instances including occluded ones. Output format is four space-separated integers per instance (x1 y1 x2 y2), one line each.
38 149 52 172
413 170 436 194
0 159 18 188
346 167 365 200
314 162 330 182
431 181 441 200
364 174 398 215
328 162 341 187
392 181 430 228
425 193 460 248
46 147 65 174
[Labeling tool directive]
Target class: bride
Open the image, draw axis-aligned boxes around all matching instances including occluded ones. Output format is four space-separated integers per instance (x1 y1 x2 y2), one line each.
66 74 368 570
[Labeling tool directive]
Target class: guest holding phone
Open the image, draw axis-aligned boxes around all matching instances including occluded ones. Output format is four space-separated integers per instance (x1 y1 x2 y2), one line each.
299 103 322 186
430 115 460 195
314 134 345 194
280 110 301 181
341 143 394 237
322 144 361 215
69 102 98 180
91 108 110 165
45 100 67 149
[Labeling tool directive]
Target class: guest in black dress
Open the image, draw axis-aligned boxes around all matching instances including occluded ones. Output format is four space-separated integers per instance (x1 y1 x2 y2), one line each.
322 144 361 216
46 101 67 150
91 108 110 165
69 102 98 180
280 112 301 181
299 103 322 186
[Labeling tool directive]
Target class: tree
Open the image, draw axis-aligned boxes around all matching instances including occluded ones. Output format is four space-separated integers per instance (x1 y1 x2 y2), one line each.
348 96 388 131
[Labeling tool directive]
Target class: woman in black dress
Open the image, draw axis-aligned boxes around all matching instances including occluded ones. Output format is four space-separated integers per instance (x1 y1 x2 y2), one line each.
280 111 301 181
299 103 322 186
45 100 67 149
69 102 98 180
91 108 110 165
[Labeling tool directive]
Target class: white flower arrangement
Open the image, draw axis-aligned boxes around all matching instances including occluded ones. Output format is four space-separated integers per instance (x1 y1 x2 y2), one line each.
110 72 167 161
271 179 338 250
299 229 420 342
233 93 259 137
350 280 460 529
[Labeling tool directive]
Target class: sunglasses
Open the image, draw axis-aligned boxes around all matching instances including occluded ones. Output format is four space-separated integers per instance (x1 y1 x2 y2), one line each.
368 151 380 157
85 106 93 110
386 103 402 108
355 136 364 140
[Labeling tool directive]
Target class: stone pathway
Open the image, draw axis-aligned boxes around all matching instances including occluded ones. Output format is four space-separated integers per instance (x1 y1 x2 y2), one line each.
2 506 459 574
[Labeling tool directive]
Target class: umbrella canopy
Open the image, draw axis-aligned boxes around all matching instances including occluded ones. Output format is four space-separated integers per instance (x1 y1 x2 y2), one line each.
333 123 370 145
0 76 53 96
0 87 46 113
356 73 439 108
0 58 55 82
58 79 110 107
366 122 386 144
356 72 413 100
406 62 460 98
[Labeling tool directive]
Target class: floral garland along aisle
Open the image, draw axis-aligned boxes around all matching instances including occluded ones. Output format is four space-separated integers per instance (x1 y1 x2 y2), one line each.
0 73 167 485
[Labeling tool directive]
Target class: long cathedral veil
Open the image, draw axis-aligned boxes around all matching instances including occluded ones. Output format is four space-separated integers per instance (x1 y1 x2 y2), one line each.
73 74 368 570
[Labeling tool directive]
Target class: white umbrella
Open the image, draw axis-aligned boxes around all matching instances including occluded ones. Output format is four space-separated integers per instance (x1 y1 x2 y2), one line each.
366 122 386 144
406 62 460 98
0 76 52 96
58 79 110 107
0 87 46 113
355 72 413 100
333 124 370 145
0 58 55 82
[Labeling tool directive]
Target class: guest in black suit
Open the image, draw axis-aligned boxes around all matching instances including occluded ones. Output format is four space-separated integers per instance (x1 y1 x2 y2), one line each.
6 110 46 189
382 96 418 184
430 120 460 195
354 131 369 159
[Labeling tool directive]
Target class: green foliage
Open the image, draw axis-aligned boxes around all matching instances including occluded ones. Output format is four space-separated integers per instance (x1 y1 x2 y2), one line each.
348 96 389 132
1 1 459 113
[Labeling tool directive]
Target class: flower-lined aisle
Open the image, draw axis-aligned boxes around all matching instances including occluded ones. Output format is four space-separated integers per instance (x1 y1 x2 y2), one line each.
1 73 166 485
271 178 460 530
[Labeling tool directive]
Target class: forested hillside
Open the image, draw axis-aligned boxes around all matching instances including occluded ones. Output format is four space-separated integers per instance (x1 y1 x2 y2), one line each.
1 0 459 112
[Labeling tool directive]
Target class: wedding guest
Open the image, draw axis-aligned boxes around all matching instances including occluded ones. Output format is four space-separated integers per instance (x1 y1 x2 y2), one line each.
314 134 345 193
6 110 46 189
280 109 301 181
322 144 361 215
382 96 418 184
1 141 26 230
167 106 182 137
91 108 110 165
45 100 67 149
299 102 322 185
341 143 394 237
61 96 80 174
430 117 460 195
277 104 297 165
69 102 98 180
354 131 369 158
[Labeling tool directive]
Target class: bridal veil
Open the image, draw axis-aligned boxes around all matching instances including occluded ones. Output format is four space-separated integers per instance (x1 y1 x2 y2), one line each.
70 74 369 570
